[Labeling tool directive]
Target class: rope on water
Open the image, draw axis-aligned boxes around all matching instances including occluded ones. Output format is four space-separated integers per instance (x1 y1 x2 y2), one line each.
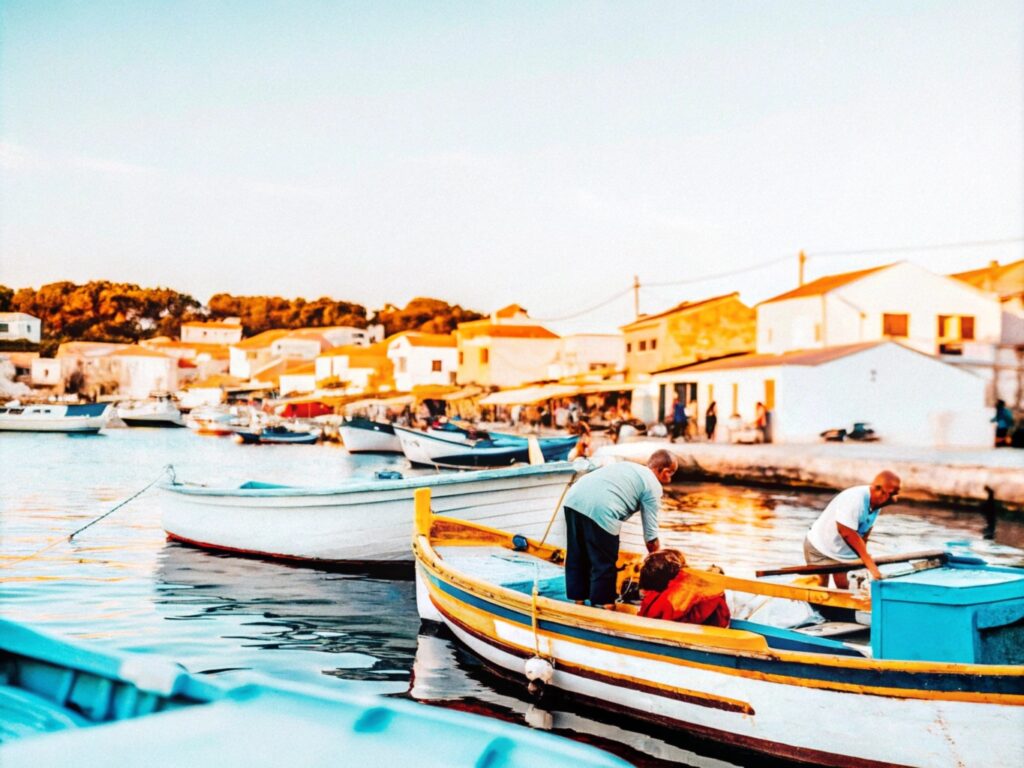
0 464 175 570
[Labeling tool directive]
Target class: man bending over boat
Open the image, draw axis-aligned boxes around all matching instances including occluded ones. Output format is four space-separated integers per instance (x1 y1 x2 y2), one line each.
803 470 901 588
562 450 678 610
637 549 730 627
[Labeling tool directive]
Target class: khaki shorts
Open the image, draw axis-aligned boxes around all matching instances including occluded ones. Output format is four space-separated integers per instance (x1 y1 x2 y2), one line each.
803 536 840 567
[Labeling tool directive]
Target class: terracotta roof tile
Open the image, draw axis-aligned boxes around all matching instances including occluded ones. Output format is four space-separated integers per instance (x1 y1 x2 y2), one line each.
758 265 892 305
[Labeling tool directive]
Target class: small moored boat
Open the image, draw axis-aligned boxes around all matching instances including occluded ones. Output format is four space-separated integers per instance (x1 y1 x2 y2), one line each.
234 425 321 445
394 426 579 468
338 417 402 453
160 460 588 565
0 619 629 768
0 402 110 433
411 489 1024 768
116 393 185 428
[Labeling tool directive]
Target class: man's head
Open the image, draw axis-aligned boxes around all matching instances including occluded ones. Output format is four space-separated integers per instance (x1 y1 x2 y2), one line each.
639 548 686 591
869 470 901 509
647 449 678 485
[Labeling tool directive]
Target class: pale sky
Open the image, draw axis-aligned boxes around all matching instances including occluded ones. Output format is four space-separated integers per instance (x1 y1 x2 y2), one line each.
1 1 1021 333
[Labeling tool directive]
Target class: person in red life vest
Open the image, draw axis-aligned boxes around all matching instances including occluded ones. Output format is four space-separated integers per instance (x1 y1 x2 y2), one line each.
637 549 730 628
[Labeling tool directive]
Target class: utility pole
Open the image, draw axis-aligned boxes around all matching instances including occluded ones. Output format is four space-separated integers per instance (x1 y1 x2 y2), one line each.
633 274 641 320
798 250 807 286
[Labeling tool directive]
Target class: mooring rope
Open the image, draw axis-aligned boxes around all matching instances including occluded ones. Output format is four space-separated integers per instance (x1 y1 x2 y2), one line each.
538 471 579 548
0 464 174 570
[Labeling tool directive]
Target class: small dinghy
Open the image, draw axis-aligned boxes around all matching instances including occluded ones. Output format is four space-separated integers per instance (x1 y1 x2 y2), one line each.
0 619 629 768
411 488 1024 768
338 417 402 453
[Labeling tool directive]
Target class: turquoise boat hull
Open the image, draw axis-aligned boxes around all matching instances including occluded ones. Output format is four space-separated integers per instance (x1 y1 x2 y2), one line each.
0 620 629 768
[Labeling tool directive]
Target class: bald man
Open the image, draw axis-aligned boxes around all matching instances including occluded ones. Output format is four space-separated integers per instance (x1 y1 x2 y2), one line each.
804 471 902 588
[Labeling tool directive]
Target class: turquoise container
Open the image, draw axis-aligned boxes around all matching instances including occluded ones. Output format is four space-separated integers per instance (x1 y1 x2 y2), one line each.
871 559 1024 664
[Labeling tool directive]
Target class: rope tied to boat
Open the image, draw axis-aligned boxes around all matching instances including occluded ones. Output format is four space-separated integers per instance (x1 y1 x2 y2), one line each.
0 465 174 570
524 563 555 697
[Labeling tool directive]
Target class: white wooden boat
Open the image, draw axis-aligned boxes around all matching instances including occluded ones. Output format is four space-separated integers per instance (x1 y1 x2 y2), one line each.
117 394 185 428
412 491 1024 768
0 402 110 433
0 619 628 768
338 417 403 453
394 425 579 468
160 461 586 565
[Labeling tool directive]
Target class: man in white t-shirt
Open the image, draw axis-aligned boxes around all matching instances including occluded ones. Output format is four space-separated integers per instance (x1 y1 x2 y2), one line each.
803 471 901 588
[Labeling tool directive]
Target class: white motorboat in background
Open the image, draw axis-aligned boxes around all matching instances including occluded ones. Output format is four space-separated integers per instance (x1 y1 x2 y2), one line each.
0 401 111 433
338 417 403 453
117 393 185 428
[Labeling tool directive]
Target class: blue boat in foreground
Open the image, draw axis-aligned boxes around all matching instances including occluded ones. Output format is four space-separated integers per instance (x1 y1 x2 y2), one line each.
0 620 630 768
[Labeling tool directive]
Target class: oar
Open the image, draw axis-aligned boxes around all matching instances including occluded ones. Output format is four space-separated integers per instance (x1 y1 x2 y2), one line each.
756 549 948 578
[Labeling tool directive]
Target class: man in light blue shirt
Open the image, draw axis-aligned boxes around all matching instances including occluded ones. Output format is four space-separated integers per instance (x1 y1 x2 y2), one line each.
563 450 678 608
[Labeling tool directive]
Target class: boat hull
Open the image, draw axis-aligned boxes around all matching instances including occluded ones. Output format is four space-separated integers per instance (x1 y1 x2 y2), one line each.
414 546 1024 768
161 465 579 564
121 417 185 428
339 421 402 453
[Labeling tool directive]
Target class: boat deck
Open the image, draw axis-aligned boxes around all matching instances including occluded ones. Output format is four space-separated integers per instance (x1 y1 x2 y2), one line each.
435 545 870 657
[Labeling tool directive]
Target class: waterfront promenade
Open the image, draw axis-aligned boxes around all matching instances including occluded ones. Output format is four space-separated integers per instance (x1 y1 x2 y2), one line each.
596 440 1024 509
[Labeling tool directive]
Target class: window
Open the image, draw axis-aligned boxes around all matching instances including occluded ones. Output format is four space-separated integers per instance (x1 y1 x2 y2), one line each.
639 340 647 351
961 316 975 340
0 323 8 332
882 313 908 338
650 339 657 350
431 360 442 372
458 351 464 365
480 348 489 364
397 358 407 373
626 342 632 353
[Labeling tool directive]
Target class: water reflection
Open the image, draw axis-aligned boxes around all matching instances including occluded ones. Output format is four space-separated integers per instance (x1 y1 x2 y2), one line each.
3 429 1023 767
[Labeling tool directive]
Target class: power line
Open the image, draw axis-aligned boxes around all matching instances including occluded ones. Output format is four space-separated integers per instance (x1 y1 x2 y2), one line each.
531 286 633 323
806 236 1023 259
646 254 793 288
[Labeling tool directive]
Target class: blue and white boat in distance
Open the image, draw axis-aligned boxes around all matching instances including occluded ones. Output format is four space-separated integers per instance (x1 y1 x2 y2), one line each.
0 619 630 768
338 417 403 453
394 425 579 468
0 402 110 433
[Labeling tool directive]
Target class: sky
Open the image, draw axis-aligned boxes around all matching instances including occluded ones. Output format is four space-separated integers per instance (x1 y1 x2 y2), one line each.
1 1 1021 334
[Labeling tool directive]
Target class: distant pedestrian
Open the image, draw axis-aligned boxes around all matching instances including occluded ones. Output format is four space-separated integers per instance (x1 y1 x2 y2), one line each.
992 400 1015 447
705 401 718 441
670 396 688 442
754 401 768 443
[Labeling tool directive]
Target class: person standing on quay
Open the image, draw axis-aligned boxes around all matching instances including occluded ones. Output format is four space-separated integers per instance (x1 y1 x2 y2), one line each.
992 399 1015 447
803 471 902 589
670 396 688 442
705 401 718 441
563 451 678 609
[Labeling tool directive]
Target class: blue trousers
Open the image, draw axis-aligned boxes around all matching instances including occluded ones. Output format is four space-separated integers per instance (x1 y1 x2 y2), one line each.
564 507 620 606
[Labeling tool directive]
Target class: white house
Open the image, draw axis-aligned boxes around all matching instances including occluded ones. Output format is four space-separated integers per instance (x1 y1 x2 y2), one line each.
548 334 626 380
270 329 333 360
455 304 562 388
0 312 42 343
387 332 458 391
228 330 292 380
757 262 1002 357
111 347 179 399
180 319 243 345
315 343 394 394
31 358 62 386
642 341 990 448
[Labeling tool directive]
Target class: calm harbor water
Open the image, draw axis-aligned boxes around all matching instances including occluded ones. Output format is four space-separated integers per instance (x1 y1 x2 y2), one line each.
2 429 1022 767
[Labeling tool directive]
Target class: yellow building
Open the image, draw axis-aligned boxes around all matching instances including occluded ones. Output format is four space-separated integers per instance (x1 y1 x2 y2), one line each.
621 292 755 379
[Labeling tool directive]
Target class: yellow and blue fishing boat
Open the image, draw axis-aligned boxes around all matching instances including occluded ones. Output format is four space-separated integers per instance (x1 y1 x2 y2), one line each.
0 619 631 767
411 488 1024 768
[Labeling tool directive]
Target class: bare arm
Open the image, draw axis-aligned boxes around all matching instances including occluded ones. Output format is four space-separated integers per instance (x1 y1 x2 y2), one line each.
837 522 882 580
645 537 660 554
